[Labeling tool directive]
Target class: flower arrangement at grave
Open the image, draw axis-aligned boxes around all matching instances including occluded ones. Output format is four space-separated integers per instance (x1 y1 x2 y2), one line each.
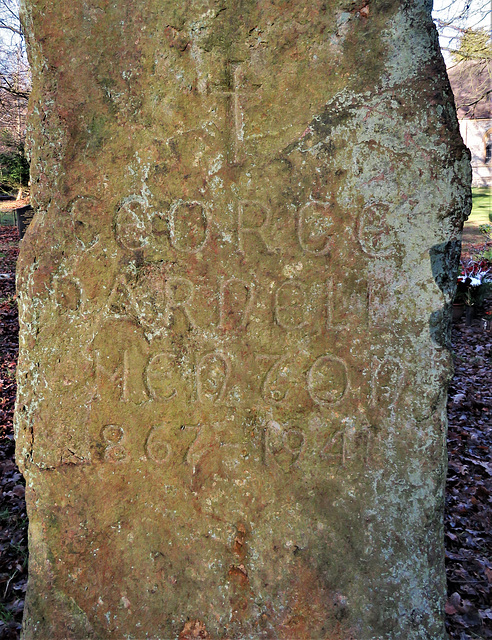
454 223 492 308
454 257 492 307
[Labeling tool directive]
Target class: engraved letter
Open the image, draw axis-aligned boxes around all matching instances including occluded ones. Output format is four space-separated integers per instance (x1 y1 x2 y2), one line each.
145 352 178 401
95 348 131 402
182 424 203 471
297 201 334 256
237 200 273 254
165 277 196 329
274 281 308 330
115 196 151 251
93 319 149 404
70 196 99 248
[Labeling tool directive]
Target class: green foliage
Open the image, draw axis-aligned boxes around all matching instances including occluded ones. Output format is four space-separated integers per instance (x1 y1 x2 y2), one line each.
0 149 29 192
470 188 492 225
0 211 15 225
0 602 13 623
474 225 492 262
0 507 10 521
452 28 492 61
0 130 29 194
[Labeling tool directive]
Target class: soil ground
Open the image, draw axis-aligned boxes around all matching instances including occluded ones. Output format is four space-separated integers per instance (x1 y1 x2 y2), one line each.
0 222 490 639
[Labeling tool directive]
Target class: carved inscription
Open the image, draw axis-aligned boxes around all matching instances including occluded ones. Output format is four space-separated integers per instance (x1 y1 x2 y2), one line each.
93 320 149 403
95 347 131 402
101 425 128 463
168 200 210 254
212 63 246 164
99 276 137 321
274 281 309 330
115 196 151 251
145 425 172 464
93 177 396 480
256 354 291 403
97 418 375 471
111 191 402 268
320 420 373 467
145 353 178 401
197 352 231 404
183 424 203 471
262 421 305 472
297 201 334 256
370 355 405 410
219 278 255 330
325 277 346 330
18 10 456 637
237 200 273 254
97 417 377 474
70 196 99 247
98 269 373 338
99 423 205 474
165 278 196 330
307 355 349 406
93 341 355 411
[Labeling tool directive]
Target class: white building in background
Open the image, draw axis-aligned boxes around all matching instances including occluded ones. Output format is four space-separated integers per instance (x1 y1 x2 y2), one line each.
447 60 492 187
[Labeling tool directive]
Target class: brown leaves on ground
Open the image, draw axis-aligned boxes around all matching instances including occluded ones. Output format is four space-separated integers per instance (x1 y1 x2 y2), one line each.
0 226 25 640
446 301 492 639
0 200 29 215
0 224 490 639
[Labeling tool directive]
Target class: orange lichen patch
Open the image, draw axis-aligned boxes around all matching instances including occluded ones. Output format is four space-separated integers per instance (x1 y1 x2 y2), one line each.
178 619 211 639
228 564 249 587
274 562 357 640
233 522 247 559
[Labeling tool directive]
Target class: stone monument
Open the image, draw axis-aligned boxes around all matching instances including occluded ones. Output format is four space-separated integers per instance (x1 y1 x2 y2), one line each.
16 0 471 637
15 204 34 239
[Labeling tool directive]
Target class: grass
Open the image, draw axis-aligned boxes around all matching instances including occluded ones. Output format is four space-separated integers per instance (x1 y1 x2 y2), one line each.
462 187 492 248
0 603 13 623
0 211 16 225
0 508 10 522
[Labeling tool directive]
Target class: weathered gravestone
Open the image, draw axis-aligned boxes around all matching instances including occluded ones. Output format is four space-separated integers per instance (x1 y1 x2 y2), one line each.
16 0 470 638
15 205 35 239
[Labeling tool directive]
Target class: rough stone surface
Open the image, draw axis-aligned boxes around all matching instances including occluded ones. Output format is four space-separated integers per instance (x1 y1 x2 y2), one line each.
16 1 471 638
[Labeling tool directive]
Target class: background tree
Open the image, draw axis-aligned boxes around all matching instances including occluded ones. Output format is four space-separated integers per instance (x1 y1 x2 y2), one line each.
0 0 29 197
452 27 492 61
433 1 491 118
432 0 491 57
